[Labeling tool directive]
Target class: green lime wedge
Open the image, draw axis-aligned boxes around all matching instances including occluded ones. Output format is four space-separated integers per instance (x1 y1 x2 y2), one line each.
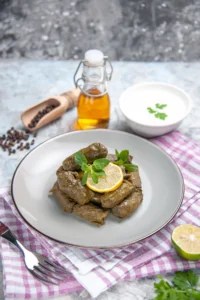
171 224 200 261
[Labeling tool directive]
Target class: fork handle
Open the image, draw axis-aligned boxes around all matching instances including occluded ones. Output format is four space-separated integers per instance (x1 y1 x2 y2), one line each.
0 221 22 251
0 222 9 235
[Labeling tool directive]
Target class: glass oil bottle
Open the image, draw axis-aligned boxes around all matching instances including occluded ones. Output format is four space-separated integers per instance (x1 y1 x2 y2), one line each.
74 49 113 130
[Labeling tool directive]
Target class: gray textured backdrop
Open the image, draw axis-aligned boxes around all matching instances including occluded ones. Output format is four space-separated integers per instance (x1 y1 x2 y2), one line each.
0 0 200 61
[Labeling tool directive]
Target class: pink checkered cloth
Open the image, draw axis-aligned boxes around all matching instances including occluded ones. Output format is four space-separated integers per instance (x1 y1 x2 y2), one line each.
1 130 200 299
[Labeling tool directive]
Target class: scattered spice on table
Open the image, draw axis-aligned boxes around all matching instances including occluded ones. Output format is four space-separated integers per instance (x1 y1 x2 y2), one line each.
28 104 59 129
0 127 37 155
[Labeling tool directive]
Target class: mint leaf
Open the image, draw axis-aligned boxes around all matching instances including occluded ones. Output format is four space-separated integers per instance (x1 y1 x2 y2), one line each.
156 103 167 109
77 156 109 185
75 153 109 184
119 150 129 163
147 107 156 114
114 159 124 165
75 151 87 166
115 149 120 158
81 171 89 185
124 163 138 171
93 170 106 177
113 149 138 171
81 162 90 172
155 112 167 120
93 158 109 170
91 172 98 184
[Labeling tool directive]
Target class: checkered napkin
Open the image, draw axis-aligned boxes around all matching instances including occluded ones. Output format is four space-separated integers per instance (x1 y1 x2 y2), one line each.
1 131 200 299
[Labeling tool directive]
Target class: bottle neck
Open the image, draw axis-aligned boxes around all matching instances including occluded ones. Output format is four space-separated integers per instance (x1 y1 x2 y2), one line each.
74 57 113 97
82 64 108 96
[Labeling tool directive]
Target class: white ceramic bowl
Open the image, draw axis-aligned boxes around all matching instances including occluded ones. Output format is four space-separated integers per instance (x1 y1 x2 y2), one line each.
119 82 192 138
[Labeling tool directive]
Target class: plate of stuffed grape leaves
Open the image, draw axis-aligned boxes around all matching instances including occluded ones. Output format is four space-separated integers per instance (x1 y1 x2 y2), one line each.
11 130 184 248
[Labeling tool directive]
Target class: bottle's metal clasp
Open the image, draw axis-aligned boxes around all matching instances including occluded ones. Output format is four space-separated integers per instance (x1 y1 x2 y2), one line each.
73 57 113 98
104 56 113 81
73 60 84 88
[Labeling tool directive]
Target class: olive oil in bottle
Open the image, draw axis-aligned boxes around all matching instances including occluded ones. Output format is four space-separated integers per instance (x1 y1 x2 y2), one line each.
74 49 113 130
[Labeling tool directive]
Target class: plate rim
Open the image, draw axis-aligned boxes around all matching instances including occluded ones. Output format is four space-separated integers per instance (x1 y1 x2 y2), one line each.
11 129 185 249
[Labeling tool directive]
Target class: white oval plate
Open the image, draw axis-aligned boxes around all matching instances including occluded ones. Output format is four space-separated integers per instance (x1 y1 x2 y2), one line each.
11 130 184 248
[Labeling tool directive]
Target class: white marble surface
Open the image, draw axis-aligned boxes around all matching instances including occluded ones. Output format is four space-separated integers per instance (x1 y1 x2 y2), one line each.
0 61 200 300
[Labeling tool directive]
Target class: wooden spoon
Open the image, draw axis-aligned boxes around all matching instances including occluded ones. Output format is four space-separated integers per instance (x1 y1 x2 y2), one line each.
21 88 80 132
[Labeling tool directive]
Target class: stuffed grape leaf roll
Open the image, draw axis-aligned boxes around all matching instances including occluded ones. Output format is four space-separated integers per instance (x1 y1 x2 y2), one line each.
49 182 76 213
124 170 142 190
63 143 108 171
73 203 109 226
57 171 94 205
112 190 143 218
101 180 134 208
91 192 103 205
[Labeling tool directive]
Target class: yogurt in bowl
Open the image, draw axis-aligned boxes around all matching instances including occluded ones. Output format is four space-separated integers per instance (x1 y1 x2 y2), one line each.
119 82 192 138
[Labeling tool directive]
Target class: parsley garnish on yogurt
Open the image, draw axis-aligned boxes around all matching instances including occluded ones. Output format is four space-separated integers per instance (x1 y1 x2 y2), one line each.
147 103 168 120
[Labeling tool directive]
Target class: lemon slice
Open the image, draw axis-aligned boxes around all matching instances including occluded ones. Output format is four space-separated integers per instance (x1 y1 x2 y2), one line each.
86 163 123 193
171 224 200 260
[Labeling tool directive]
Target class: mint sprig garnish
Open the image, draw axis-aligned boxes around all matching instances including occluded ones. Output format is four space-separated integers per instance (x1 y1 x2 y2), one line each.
74 151 87 166
147 103 168 120
75 149 138 185
75 152 109 185
115 149 138 172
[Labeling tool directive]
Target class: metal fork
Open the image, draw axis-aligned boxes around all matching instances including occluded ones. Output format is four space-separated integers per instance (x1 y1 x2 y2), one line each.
0 221 69 285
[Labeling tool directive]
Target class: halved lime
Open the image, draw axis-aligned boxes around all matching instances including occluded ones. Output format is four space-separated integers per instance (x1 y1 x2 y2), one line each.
171 224 200 261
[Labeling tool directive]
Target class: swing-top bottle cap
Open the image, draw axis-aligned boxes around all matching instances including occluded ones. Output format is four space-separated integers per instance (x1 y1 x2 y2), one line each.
84 49 104 67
